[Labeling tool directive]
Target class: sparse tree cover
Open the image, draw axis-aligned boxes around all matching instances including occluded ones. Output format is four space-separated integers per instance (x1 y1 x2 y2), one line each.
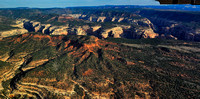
0 33 199 98
0 6 200 98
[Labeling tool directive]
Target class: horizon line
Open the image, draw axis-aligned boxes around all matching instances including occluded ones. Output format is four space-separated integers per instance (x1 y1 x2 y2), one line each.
0 4 199 9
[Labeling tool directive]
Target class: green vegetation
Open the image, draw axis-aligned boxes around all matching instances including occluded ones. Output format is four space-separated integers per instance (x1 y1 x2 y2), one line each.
0 19 199 98
0 61 10 67
31 46 57 60
74 84 84 96
106 37 167 45
0 25 18 32
0 6 199 98
0 61 12 76
2 79 11 89
0 16 18 31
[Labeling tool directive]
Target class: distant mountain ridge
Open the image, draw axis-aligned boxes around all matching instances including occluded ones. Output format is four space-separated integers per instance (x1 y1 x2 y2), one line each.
102 5 200 11
1 5 200 11
135 5 200 11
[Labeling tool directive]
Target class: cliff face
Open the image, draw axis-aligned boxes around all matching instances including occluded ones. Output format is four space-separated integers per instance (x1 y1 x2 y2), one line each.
1 18 159 40
76 27 87 35
76 14 159 39
13 19 70 35
2 12 199 41
78 14 152 25
0 29 28 38
143 16 200 41
51 26 69 35
1 8 200 42
142 28 159 38
101 26 158 39
101 27 124 38
72 14 159 39
164 24 200 41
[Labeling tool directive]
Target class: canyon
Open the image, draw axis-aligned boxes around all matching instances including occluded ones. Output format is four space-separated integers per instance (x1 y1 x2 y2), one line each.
0 7 199 99
0 17 159 40
1 10 199 42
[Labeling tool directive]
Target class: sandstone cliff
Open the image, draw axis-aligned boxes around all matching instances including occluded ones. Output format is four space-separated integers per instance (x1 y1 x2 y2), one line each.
148 17 200 41
142 28 159 38
100 25 159 39
0 29 28 37
51 26 69 35
101 27 124 38
92 26 101 33
76 27 87 35
0 17 162 40
97 17 107 22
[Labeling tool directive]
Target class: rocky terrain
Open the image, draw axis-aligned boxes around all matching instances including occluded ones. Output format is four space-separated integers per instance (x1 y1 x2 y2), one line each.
1 7 200 41
0 17 159 40
139 9 200 41
0 7 200 99
0 33 199 98
142 17 200 41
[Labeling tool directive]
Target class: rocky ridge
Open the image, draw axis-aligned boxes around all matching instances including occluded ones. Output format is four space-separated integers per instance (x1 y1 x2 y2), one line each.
144 17 200 41
0 18 159 40
0 33 199 98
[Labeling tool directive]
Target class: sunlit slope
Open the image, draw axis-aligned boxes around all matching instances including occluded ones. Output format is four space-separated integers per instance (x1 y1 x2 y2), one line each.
0 33 199 98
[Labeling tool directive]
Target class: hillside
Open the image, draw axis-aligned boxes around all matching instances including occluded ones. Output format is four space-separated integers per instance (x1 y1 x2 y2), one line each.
0 6 200 99
0 33 199 98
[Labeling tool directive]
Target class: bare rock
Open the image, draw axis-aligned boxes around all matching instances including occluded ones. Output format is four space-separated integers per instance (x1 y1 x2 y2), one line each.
111 17 118 22
49 26 58 33
31 22 44 32
97 17 107 22
92 26 101 32
67 14 82 18
142 29 159 38
11 20 25 29
101 27 123 38
0 29 28 37
51 27 69 35
42 24 52 34
118 18 125 22
76 27 87 35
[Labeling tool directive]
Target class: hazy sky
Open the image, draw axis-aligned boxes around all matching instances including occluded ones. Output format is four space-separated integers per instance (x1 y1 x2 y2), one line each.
0 0 160 8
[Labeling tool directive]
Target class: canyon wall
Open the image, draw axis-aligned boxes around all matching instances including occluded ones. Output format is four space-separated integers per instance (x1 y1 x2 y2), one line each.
0 18 159 40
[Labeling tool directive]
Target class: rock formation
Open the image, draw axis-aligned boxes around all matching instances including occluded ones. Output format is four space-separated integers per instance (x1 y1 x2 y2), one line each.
92 26 101 32
142 29 159 38
0 18 160 40
51 27 69 35
147 17 200 41
0 19 29 38
7 19 70 36
76 27 87 35
3 16 195 41
101 27 124 38
0 29 28 37
32 22 44 32
42 24 52 34
97 17 107 22
0 33 199 99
